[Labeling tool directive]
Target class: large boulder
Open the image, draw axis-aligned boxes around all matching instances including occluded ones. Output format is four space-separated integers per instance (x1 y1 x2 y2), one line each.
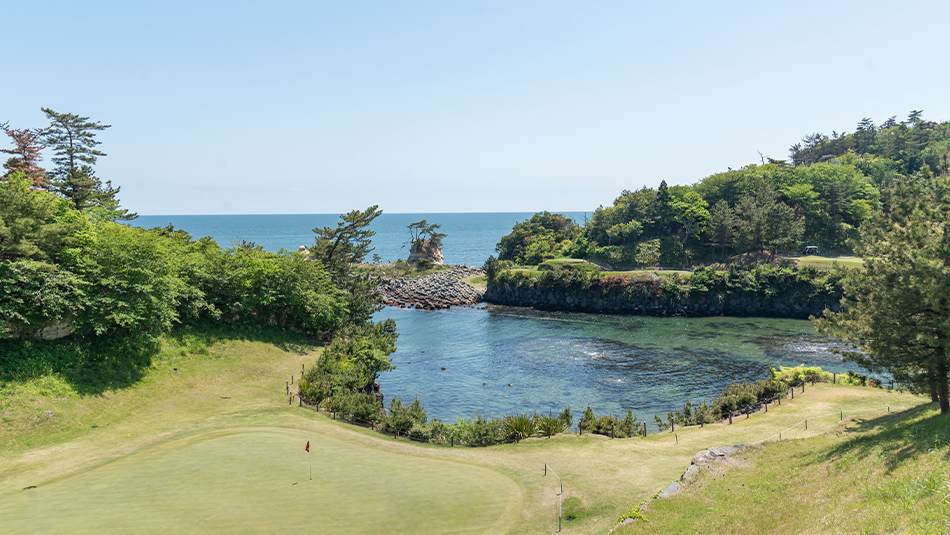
407 239 444 265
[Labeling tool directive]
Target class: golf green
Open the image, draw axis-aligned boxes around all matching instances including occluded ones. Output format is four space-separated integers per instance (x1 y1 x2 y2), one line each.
0 427 522 534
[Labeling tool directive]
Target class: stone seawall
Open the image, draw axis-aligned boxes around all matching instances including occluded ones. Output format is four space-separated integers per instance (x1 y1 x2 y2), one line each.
483 284 840 319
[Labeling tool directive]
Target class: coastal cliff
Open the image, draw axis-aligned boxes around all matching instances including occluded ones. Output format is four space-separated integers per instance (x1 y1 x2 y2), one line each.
482 266 845 319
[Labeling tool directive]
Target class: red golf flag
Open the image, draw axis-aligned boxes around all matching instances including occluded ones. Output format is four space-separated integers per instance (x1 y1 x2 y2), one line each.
305 440 310 452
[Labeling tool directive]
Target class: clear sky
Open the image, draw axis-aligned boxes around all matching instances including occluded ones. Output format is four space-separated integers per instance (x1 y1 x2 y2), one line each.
4 1 950 215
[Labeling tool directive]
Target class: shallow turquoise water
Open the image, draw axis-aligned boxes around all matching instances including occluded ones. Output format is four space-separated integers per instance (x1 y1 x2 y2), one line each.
376 306 862 423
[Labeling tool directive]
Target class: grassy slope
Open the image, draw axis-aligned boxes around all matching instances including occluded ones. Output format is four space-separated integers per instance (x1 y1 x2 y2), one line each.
0 328 931 534
616 405 950 534
785 255 865 270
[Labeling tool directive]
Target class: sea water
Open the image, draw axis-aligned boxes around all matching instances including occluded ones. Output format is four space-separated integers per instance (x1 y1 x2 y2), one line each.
132 212 859 422
133 212 589 266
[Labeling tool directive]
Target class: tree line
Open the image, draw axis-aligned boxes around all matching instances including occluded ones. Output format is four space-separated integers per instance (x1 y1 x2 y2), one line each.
496 111 948 267
2 110 398 398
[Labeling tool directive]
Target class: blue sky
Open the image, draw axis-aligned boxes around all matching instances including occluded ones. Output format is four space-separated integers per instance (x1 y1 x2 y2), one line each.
4 1 949 215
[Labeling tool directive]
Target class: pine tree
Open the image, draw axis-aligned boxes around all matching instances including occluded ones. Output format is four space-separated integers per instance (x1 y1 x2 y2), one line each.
41 108 135 219
1 124 47 188
816 173 950 413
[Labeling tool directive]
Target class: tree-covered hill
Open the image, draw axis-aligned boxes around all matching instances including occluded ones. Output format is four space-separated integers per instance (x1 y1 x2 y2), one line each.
497 111 949 267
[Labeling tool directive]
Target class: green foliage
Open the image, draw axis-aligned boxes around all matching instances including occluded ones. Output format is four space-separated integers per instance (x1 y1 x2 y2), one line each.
64 221 187 338
323 391 383 423
309 206 384 325
535 412 569 438
41 108 135 219
579 406 640 438
768 364 832 385
310 205 383 277
0 259 85 338
495 211 580 265
483 255 501 284
405 219 446 249
503 413 537 442
709 378 787 419
0 173 82 261
450 412 507 445
382 397 428 436
298 320 397 408
816 173 950 412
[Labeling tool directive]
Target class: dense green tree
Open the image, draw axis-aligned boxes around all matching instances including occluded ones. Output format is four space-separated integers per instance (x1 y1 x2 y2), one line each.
733 186 803 255
495 211 578 264
816 174 950 413
41 108 135 219
0 173 81 261
666 186 709 246
707 200 738 258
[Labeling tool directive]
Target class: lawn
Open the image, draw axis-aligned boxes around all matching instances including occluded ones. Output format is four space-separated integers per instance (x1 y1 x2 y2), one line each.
0 427 519 534
615 404 950 534
0 327 931 534
784 255 865 270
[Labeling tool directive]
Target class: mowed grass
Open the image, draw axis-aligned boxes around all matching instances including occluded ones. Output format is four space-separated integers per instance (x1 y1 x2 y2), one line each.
0 326 932 534
0 427 519 534
616 405 950 535
784 255 865 270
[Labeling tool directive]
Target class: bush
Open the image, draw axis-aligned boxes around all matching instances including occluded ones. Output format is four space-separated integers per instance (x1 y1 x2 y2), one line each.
503 413 537 442
450 412 506 445
579 406 640 438
769 364 832 385
382 397 427 436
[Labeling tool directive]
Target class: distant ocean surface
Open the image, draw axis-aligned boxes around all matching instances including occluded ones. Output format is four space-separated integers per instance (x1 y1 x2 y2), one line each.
133 212 590 266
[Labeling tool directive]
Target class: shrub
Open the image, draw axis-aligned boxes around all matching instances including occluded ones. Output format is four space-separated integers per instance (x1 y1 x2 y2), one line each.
579 406 640 438
535 412 568 438
503 413 537 442
382 397 427 436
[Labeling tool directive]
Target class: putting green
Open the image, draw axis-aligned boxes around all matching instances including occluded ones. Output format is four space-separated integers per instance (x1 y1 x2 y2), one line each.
0 427 521 534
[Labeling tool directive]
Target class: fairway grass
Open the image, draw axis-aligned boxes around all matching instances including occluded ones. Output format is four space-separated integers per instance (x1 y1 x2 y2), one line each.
0 327 931 534
0 427 520 534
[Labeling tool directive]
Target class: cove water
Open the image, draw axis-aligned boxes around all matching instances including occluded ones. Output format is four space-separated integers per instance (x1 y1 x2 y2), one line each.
133 212 860 423
376 306 862 424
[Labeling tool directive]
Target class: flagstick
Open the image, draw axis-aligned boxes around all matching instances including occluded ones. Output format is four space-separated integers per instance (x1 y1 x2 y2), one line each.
309 449 312 481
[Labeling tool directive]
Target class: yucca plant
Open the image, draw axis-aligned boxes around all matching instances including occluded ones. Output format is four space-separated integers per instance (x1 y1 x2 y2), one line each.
503 413 537 442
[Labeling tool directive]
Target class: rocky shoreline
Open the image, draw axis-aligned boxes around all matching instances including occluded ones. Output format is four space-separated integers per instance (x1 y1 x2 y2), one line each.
483 284 840 319
373 266 486 310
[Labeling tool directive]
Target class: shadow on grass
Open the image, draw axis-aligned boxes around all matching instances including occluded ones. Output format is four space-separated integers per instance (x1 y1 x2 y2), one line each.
0 322 324 396
822 404 950 472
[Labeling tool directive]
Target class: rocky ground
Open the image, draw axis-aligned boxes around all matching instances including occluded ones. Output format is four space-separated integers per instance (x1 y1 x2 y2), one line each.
373 266 486 310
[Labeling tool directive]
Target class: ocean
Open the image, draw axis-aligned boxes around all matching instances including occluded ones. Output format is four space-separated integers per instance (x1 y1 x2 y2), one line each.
133 212 590 267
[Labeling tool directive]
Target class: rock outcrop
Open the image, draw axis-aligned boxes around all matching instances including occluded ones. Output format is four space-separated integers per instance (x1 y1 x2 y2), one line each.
406 239 444 265
373 266 485 310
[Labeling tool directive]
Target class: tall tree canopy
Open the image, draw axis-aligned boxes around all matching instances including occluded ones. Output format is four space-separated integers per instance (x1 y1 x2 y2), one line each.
41 108 135 219
2 123 47 187
816 173 950 413
405 219 446 249
311 205 384 325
